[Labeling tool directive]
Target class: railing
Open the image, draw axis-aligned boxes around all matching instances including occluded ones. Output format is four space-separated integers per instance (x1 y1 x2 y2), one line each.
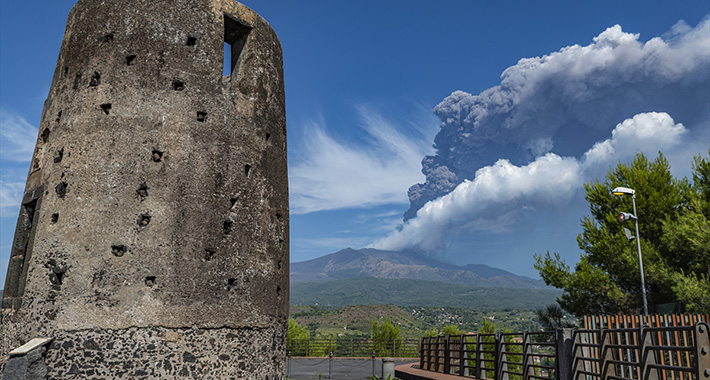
420 332 557 379
286 338 420 358
418 322 710 380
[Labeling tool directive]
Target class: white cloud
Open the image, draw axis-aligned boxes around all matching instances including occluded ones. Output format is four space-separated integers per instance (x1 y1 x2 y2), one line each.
0 109 38 162
289 106 437 214
584 112 687 165
0 179 24 218
373 111 691 253
409 17 710 216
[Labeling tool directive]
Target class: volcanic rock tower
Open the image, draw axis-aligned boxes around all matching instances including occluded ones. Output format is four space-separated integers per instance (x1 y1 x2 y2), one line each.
1 0 288 378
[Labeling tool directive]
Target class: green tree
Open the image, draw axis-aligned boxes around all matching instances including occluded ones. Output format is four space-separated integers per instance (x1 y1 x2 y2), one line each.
371 316 403 355
534 151 710 317
534 304 576 331
442 324 463 336
287 318 311 356
288 318 310 341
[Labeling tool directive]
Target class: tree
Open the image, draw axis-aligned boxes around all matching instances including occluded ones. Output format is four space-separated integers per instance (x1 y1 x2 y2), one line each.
442 324 464 336
535 151 710 317
371 316 403 355
534 304 576 330
287 318 310 356
288 318 310 341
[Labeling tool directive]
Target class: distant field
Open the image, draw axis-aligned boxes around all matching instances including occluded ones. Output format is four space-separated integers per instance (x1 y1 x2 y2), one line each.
290 277 561 309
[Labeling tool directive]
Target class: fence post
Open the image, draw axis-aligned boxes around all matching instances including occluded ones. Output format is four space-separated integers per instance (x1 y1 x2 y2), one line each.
372 352 382 377
460 334 466 376
556 328 574 380
499 333 509 380
328 351 333 379
287 351 291 377
523 332 534 380
640 324 659 380
599 328 615 380
444 334 451 374
695 322 709 380
420 338 425 371
495 332 502 380
475 334 483 380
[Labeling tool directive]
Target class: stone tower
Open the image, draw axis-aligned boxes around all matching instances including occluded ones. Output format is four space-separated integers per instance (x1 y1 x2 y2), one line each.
0 0 288 378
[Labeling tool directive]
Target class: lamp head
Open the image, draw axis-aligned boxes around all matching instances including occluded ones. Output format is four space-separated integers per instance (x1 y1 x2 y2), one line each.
612 186 635 196
618 212 637 223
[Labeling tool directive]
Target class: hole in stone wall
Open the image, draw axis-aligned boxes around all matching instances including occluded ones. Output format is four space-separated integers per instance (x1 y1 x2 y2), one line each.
230 197 238 208
49 269 65 286
51 213 59 224
73 73 82 90
54 148 64 163
100 103 111 115
63 67 69 77
223 220 233 235
24 200 37 225
276 286 281 297
136 182 149 198
279 238 284 247
126 55 136 66
41 128 51 143
145 276 156 287
46 260 67 288
111 245 127 257
138 214 151 226
186 36 197 46
172 79 184 91
204 249 215 261
152 149 163 162
275 212 282 220
244 164 251 177
226 278 237 291
56 111 62 123
277 260 282 270
89 71 101 87
103 32 114 43
197 110 207 122
55 182 67 198
223 15 252 76
265 133 271 141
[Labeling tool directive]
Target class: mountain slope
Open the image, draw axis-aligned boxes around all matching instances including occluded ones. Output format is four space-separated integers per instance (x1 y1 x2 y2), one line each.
291 248 546 288
290 277 561 309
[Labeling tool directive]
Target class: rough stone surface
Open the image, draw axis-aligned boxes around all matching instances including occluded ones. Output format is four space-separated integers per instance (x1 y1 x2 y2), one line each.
1 0 288 378
2 345 48 380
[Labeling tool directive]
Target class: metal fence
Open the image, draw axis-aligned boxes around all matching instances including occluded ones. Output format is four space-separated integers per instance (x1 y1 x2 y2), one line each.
286 338 421 358
420 331 557 379
418 322 709 380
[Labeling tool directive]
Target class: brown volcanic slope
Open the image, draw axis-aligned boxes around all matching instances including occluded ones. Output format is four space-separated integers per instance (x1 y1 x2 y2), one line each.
290 248 547 289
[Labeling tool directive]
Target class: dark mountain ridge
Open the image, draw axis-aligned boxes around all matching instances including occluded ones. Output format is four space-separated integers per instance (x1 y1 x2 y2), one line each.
291 248 548 289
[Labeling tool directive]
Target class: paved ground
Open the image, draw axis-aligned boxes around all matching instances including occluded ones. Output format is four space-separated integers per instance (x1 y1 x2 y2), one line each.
286 358 418 380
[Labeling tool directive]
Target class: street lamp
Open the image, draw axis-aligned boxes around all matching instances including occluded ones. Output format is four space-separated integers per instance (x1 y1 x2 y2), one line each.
611 186 648 316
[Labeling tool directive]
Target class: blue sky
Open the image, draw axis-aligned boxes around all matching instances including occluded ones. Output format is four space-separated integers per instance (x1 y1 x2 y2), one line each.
1 1 709 285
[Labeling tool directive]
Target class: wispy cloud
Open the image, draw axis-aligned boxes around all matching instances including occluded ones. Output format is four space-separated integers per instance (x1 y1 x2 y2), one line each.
289 106 437 214
0 109 37 162
0 110 35 217
0 178 25 218
372 112 692 252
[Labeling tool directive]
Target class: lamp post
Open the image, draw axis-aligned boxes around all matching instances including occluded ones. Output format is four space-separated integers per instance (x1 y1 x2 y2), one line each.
611 186 648 316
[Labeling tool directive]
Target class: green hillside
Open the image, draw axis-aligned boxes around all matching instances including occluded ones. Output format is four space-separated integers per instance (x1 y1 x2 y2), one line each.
289 304 547 339
290 277 561 309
